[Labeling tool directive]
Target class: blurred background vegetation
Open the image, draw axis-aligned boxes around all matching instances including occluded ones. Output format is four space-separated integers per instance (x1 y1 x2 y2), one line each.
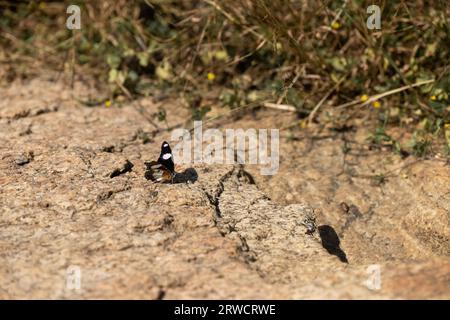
0 0 449 155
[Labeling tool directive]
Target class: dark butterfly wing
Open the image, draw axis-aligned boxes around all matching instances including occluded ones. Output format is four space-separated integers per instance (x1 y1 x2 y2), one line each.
144 141 176 183
144 161 174 183
157 141 174 173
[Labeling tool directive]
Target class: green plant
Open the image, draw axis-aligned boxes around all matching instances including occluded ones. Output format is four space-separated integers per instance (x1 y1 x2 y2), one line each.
410 132 432 157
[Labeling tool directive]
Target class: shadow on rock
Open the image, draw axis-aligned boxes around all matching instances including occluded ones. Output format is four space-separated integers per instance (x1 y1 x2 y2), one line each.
318 225 348 263
173 168 198 184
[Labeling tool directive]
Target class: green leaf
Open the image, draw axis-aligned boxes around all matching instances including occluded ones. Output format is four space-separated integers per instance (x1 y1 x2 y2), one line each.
328 57 348 72
137 52 149 67
106 54 121 69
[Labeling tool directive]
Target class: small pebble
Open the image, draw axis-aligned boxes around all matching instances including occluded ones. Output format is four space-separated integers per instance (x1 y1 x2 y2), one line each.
15 155 30 165
14 151 34 166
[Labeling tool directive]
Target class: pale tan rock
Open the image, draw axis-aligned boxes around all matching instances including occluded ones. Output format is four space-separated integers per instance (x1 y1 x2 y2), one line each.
0 76 448 299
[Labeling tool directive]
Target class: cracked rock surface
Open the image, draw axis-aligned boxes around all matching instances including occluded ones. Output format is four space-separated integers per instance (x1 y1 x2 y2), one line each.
0 77 449 299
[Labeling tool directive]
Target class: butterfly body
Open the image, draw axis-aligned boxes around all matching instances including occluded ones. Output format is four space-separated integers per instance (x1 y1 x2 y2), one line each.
145 141 176 183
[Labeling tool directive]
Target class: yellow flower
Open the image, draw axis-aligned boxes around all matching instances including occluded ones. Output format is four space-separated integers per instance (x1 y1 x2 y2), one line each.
360 94 369 102
372 101 381 109
331 21 341 30
207 72 216 81
430 95 437 101
104 100 112 108
299 120 308 129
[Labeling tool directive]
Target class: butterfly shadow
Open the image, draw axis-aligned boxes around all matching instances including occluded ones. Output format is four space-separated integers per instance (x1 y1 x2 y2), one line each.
318 225 348 263
172 168 198 184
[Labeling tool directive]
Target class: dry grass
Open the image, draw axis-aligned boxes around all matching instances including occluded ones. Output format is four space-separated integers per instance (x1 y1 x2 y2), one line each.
0 0 449 155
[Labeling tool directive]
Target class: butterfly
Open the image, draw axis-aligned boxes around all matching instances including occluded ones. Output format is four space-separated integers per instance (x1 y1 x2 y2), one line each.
145 141 176 183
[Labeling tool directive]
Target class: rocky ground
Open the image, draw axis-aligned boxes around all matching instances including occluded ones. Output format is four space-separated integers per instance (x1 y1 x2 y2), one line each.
0 75 449 299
